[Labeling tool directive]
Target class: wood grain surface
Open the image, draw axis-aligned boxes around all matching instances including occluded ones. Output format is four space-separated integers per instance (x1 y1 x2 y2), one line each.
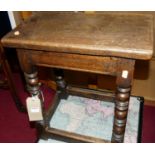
1 12 153 60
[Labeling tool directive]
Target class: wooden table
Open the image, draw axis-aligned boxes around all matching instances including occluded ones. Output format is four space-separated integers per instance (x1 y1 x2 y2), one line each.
1 12 153 143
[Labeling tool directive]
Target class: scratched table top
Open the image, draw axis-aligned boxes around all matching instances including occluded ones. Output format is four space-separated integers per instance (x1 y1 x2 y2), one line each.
1 12 154 60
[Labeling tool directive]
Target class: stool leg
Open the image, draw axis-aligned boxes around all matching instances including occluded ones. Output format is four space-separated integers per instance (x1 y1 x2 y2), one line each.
24 71 40 96
24 70 48 140
112 59 135 143
17 50 45 124
53 69 67 99
112 86 131 142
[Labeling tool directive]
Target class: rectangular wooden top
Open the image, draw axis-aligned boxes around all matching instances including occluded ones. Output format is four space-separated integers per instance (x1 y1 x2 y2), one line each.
1 12 154 60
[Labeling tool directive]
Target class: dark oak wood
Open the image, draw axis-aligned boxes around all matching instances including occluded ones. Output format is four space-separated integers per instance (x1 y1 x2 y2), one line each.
29 49 119 76
112 59 135 142
45 92 65 126
67 85 115 102
1 12 153 143
53 69 68 99
1 12 153 60
17 51 46 125
45 127 109 143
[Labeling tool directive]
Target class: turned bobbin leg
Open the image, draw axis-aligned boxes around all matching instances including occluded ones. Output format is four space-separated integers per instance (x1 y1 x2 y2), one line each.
53 69 67 99
24 71 40 96
17 50 42 99
112 59 135 143
24 71 48 138
112 86 131 142
17 50 44 121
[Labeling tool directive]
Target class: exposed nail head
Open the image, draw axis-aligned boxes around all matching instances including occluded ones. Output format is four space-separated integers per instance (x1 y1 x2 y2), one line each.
14 31 20 36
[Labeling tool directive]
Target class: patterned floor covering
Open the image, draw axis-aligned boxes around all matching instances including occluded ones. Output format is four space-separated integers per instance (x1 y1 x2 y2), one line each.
39 95 142 143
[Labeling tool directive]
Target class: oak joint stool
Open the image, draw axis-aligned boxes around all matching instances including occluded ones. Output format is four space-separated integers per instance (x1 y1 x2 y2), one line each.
1 12 153 143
